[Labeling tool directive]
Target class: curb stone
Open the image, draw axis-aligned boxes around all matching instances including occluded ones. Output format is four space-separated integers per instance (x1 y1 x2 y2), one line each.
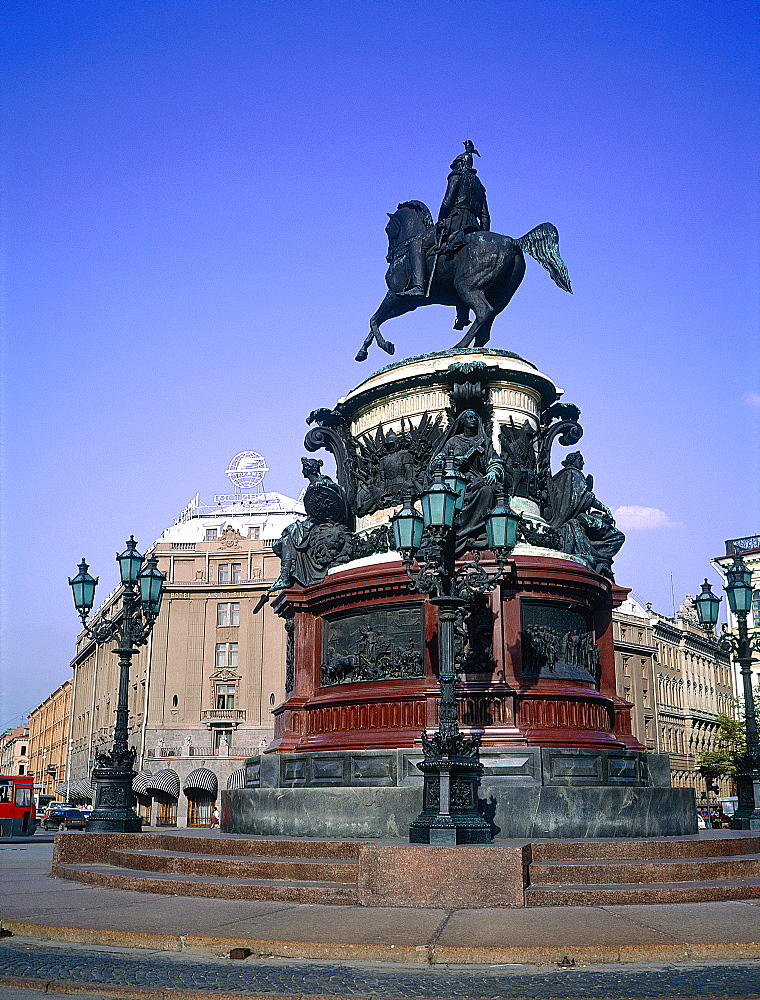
3 919 760 966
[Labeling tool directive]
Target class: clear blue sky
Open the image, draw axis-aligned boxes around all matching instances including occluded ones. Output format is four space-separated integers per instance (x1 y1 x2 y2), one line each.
2 1 759 730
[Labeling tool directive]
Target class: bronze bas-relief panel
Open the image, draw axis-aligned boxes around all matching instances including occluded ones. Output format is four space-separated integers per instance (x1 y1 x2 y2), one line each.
320 602 425 687
520 600 600 684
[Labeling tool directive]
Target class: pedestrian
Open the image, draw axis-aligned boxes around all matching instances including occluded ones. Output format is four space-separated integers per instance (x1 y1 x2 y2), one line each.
210 806 219 828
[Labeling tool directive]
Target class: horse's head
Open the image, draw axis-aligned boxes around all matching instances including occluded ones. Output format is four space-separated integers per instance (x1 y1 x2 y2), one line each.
385 200 433 255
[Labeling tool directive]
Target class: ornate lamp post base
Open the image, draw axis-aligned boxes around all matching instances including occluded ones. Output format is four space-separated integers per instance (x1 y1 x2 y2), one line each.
85 760 142 834
732 757 760 830
409 750 492 845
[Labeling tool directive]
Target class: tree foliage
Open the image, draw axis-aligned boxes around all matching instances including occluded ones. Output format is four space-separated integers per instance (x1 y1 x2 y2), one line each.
697 707 746 779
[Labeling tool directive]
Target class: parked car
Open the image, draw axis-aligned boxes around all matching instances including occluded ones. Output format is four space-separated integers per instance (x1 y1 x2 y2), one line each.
41 808 86 831
40 803 70 824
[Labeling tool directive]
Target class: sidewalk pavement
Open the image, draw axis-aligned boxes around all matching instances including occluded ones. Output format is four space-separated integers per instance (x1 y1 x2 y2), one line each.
3 839 760 968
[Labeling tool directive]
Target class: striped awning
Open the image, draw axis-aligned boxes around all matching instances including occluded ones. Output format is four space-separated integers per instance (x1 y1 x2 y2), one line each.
54 780 75 799
132 770 153 796
226 767 246 790
183 768 218 796
70 779 94 802
145 768 180 799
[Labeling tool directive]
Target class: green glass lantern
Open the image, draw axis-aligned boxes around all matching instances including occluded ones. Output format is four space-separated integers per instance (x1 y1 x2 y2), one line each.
442 458 467 512
420 471 457 530
391 499 424 553
725 555 752 614
138 554 165 614
694 578 721 627
486 492 519 553
68 558 98 616
116 536 143 585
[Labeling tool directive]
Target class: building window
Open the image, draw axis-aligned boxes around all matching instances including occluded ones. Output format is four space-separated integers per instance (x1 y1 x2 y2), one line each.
187 794 215 826
622 656 630 676
642 688 649 707
215 642 238 669
18 765 25 775
217 563 241 584
20 745 26 756
172 694 178 708
216 683 236 710
136 796 152 825
217 602 240 627
155 795 177 826
248 526 260 540
205 528 218 541
753 590 760 627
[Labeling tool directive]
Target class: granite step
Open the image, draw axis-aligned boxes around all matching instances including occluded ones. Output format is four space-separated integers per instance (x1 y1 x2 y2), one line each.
154 833 366 861
525 877 760 907
530 834 760 863
54 862 359 904
109 847 358 883
529 853 760 885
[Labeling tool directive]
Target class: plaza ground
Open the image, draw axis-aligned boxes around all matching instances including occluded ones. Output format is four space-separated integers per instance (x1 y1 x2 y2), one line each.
2 834 760 998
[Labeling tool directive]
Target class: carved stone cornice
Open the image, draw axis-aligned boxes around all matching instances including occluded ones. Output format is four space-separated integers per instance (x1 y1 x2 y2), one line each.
273 561 420 619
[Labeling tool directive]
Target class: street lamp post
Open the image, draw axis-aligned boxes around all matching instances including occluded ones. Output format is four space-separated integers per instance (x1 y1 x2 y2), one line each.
69 537 165 833
391 465 519 845
695 563 760 829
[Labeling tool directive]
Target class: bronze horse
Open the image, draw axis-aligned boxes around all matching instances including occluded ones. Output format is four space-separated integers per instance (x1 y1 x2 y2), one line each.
356 201 572 362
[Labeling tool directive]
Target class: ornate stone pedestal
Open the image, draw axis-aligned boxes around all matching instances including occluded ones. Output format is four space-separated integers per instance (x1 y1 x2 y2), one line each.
268 554 631 753
227 348 696 839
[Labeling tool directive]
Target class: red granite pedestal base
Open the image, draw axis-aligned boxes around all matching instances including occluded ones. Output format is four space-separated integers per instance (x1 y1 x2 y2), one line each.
269 553 639 754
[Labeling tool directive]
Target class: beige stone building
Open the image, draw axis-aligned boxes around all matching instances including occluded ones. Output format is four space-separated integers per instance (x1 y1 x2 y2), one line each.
66 459 303 827
27 680 72 806
613 595 734 802
712 534 760 702
0 725 30 776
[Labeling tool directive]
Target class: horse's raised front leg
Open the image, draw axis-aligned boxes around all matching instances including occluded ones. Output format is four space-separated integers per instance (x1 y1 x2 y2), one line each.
355 291 414 362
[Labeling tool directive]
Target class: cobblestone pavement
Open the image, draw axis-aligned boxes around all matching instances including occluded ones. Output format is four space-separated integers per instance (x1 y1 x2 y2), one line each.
1 940 760 999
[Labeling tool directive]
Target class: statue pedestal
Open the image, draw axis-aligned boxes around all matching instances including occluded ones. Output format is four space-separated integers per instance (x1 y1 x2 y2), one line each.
268 554 634 754
226 348 695 840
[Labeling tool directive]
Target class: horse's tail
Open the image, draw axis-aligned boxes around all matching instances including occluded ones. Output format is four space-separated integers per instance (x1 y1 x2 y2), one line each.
516 223 572 293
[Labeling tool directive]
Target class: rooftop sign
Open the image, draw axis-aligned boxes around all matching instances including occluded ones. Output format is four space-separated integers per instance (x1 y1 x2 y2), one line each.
726 535 760 555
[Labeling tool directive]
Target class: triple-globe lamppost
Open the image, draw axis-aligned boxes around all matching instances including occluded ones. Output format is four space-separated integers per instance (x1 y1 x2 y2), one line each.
695 555 760 830
391 460 519 844
69 537 165 833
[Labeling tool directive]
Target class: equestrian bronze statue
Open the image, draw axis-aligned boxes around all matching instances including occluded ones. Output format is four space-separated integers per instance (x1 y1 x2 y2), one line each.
356 142 573 362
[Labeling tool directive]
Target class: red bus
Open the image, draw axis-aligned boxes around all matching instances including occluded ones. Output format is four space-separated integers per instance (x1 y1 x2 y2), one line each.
0 775 36 837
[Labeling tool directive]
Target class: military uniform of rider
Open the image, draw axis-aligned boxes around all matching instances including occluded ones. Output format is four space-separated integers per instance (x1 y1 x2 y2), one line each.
403 147 491 297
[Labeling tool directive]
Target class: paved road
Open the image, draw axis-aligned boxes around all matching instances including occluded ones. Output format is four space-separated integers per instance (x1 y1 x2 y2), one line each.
1 939 760 999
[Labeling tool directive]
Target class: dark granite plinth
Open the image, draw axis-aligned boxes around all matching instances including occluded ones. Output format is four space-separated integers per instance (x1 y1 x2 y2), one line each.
224 783 696 839
247 747 668 790
227 747 691 840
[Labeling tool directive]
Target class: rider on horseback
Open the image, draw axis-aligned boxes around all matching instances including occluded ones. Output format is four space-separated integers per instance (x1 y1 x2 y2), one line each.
403 141 491 298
